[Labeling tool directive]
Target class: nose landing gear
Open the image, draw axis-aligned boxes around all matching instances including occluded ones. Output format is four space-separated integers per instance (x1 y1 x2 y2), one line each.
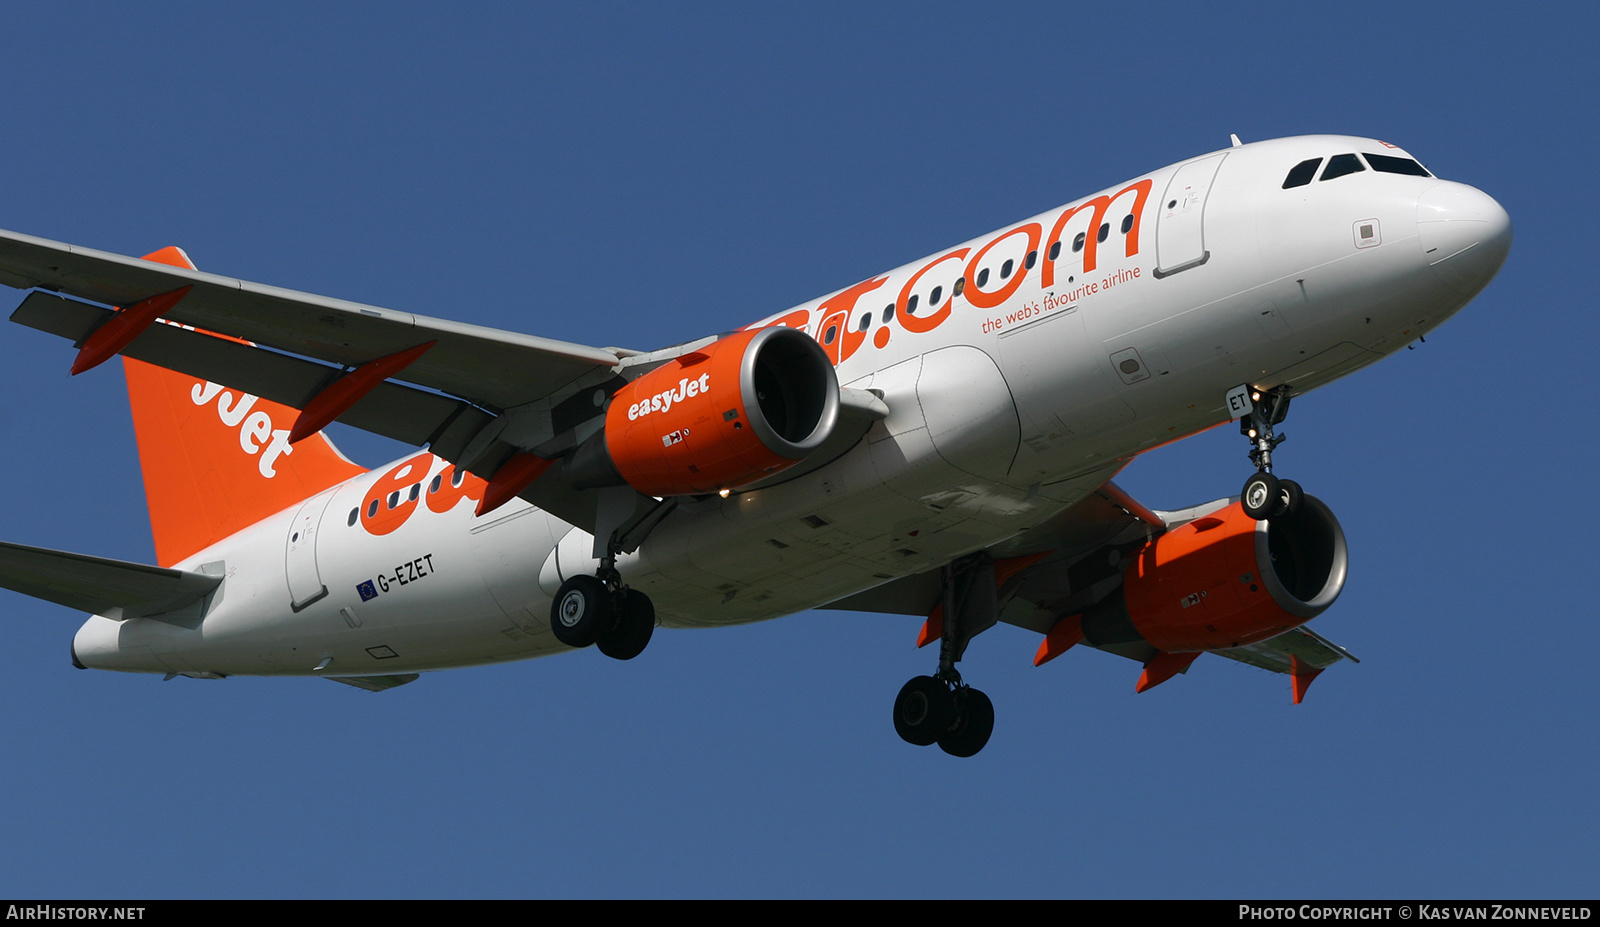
1239 385 1303 520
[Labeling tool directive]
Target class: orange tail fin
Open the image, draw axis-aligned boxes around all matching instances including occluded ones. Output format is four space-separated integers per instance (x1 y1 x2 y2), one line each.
122 247 366 566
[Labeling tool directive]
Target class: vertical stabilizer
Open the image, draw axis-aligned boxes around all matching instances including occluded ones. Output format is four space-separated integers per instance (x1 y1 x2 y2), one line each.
122 247 366 566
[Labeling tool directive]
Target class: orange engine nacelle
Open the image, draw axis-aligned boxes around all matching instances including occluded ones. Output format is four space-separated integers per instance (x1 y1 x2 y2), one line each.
566 325 841 497
1082 497 1348 652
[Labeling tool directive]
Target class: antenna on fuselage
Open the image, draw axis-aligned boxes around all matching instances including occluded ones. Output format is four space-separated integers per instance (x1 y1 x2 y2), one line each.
1230 133 1244 148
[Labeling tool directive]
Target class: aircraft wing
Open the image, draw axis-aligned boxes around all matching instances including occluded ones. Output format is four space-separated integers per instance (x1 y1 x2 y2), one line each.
1210 627 1357 675
0 228 673 533
0 540 222 621
824 481 1355 684
0 227 628 412
11 290 498 453
4 230 899 539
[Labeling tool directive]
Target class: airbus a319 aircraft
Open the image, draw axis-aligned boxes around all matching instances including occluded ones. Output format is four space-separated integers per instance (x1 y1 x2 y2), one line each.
0 135 1509 757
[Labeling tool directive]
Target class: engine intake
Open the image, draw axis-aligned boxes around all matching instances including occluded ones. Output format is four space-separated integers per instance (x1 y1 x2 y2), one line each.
1083 496 1348 652
567 325 840 496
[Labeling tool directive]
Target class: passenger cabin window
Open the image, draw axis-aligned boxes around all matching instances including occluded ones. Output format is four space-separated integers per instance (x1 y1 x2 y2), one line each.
1024 249 1037 269
1282 158 1322 188
883 302 894 322
348 508 358 527
1364 153 1431 176
977 268 990 287
1049 241 1061 261
1000 260 1013 280
906 294 919 314
1073 232 1086 253
930 285 942 305
1120 215 1134 234
1320 153 1365 181
1096 222 1109 243
857 312 871 331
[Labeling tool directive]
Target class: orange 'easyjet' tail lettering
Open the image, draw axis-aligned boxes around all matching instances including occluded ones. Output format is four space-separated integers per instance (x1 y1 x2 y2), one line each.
122 247 365 566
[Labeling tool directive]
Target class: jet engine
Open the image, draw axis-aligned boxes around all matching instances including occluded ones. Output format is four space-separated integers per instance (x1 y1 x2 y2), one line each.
567 325 841 496
1083 496 1348 652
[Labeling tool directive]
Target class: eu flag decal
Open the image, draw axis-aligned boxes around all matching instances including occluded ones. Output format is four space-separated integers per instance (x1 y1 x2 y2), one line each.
357 580 379 602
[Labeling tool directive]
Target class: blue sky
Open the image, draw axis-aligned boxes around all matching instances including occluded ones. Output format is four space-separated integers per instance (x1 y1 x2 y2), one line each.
0 2 1593 898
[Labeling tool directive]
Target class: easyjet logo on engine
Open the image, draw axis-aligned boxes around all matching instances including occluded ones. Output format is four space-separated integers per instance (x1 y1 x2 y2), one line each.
190 381 295 478
627 373 711 421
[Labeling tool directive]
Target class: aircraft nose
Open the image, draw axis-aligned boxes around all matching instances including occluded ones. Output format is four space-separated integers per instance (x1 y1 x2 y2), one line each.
1416 181 1512 295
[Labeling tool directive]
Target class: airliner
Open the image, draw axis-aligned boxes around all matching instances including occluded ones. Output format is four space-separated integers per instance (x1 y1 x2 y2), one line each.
0 134 1510 757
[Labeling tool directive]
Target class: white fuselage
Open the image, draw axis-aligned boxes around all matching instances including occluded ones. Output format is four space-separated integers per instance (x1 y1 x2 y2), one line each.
73 135 1510 678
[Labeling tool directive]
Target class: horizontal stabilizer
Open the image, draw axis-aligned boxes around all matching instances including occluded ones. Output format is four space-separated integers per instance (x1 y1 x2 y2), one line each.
326 674 421 692
0 540 222 619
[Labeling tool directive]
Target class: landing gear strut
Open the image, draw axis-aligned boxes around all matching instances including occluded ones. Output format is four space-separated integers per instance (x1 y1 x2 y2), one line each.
892 554 997 757
551 548 655 660
1239 385 1303 521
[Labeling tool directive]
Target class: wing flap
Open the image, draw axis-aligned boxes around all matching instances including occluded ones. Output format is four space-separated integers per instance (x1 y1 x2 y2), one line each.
0 228 624 410
12 291 496 451
1213 626 1354 674
0 540 222 619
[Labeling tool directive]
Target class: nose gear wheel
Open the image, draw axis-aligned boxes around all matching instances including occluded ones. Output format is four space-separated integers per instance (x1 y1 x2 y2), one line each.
1239 386 1304 521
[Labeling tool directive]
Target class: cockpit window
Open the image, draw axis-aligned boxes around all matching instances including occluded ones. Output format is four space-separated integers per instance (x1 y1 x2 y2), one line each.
1282 158 1322 189
1364 153 1431 177
1320 153 1366 181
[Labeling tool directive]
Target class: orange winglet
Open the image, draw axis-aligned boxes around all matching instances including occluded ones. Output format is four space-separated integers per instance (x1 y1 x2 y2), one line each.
1033 613 1083 666
1135 650 1202 693
289 341 436 444
71 286 193 375
916 604 943 648
475 453 552 517
1289 655 1324 705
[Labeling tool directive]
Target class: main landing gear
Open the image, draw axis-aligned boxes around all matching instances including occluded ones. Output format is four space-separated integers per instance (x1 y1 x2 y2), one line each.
894 675 995 758
550 554 655 661
892 553 998 758
1239 385 1304 521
